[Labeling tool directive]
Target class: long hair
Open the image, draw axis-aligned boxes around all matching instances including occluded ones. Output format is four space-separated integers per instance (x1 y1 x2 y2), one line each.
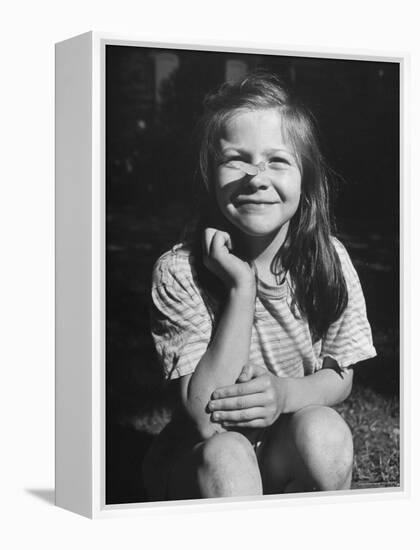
185 72 348 341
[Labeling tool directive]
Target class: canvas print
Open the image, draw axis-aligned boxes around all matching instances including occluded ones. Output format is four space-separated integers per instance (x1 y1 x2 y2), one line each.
105 45 399 504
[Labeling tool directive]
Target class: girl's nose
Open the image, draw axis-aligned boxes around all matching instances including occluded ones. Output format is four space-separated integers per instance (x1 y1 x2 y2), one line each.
245 169 269 190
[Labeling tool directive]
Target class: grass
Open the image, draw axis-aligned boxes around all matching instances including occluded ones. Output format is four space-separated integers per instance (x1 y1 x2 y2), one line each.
336 384 400 488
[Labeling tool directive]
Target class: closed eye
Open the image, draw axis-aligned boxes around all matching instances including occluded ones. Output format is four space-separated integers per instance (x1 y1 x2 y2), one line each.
269 157 290 165
223 156 245 163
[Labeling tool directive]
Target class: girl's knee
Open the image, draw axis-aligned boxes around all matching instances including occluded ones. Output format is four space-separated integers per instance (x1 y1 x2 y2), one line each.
292 405 353 453
198 431 262 497
291 405 353 489
200 431 257 470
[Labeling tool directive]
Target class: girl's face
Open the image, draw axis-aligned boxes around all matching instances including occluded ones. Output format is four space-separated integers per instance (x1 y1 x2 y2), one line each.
214 108 302 244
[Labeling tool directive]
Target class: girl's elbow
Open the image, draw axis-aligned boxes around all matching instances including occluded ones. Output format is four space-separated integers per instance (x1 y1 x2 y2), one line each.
197 422 221 441
182 397 219 440
189 411 221 441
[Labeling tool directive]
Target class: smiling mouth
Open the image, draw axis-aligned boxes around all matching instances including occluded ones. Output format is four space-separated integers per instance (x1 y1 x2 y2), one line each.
235 200 278 207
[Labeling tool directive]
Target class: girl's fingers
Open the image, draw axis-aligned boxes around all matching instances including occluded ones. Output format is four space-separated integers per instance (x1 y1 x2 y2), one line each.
203 228 232 263
237 364 252 382
212 376 268 399
211 407 266 423
203 227 217 257
250 364 267 378
209 392 266 411
209 229 231 260
237 363 266 382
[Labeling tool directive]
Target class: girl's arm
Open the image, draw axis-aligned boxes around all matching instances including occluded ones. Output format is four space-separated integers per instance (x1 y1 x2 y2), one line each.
277 359 353 412
180 228 256 440
207 360 353 429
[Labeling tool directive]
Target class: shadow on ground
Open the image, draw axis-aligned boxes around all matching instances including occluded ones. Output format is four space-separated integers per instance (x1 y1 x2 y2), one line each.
26 489 55 506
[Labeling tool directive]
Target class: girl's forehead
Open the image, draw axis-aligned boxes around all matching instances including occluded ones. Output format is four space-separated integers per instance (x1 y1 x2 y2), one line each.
219 108 296 153
223 107 282 130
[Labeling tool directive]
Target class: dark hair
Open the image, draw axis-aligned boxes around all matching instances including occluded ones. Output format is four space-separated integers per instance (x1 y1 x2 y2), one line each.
187 72 348 341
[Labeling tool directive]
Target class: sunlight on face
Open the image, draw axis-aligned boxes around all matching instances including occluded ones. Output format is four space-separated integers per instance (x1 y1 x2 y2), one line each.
215 108 302 244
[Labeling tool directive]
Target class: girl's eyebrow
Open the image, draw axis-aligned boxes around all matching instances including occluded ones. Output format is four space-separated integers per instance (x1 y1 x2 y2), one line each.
219 146 247 154
264 147 294 155
220 146 295 157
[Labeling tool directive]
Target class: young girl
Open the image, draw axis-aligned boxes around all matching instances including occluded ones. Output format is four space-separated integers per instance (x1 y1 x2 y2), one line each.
143 73 376 501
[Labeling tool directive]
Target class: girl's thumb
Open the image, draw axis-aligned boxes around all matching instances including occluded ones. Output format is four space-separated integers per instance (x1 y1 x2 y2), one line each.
237 364 253 382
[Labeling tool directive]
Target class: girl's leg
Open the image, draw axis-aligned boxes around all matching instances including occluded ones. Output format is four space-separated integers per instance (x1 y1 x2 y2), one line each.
144 430 263 501
259 405 353 494
169 431 263 500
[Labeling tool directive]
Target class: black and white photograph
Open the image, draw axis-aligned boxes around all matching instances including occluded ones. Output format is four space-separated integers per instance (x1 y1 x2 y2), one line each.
105 45 399 505
5 0 420 545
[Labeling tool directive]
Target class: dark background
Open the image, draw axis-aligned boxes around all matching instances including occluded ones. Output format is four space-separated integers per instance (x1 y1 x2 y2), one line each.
105 45 399 504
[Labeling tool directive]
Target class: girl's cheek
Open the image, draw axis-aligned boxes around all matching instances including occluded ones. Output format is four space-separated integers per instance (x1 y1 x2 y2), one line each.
215 169 231 187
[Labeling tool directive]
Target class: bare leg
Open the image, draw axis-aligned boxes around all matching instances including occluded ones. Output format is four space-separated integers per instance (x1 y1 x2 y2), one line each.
168 431 263 499
143 428 263 501
259 405 353 494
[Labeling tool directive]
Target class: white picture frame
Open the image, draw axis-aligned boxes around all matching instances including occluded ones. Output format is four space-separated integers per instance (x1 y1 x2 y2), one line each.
55 31 407 518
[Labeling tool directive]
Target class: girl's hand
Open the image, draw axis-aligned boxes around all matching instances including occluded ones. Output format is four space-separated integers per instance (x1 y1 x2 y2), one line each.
207 364 289 428
203 228 256 291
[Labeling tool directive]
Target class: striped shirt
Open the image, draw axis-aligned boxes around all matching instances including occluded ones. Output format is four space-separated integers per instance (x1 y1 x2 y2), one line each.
150 238 376 380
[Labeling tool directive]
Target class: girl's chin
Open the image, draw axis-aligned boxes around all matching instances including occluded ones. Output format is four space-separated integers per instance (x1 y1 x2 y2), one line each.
222 212 291 241
234 223 286 240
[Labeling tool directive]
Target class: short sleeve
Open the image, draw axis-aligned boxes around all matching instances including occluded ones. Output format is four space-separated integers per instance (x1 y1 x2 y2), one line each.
318 239 377 369
150 248 213 380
